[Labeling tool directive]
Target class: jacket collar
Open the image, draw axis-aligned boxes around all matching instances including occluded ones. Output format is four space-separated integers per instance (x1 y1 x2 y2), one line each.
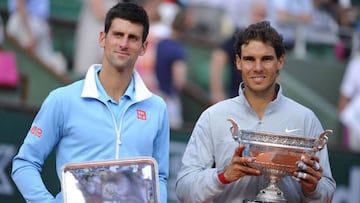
81 64 153 102
238 82 283 108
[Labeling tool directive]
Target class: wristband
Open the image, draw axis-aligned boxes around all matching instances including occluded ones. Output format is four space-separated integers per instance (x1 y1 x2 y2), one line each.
218 172 230 184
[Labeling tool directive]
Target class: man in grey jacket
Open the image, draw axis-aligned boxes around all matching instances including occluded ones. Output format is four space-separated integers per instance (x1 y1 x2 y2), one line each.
175 21 336 203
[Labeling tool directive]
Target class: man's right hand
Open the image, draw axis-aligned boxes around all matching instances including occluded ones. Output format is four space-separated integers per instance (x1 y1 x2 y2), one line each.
222 145 262 183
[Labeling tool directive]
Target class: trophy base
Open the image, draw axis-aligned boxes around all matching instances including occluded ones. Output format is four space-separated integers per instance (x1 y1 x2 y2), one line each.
253 185 287 203
243 200 283 203
243 181 288 203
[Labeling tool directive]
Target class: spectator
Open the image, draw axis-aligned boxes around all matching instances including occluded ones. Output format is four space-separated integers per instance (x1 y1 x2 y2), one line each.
209 0 268 104
6 0 67 74
155 7 194 129
306 0 339 46
307 0 339 44
324 0 358 28
323 0 359 60
338 34 360 152
267 0 313 51
175 21 335 203
73 0 119 76
11 3 170 203
132 0 171 93
187 0 254 30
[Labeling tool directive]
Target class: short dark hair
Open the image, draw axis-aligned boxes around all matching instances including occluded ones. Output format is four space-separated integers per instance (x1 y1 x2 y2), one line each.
233 21 285 59
104 2 149 43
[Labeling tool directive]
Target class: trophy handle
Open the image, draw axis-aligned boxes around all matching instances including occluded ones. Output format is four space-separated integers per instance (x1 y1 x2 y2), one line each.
315 129 333 151
228 118 240 143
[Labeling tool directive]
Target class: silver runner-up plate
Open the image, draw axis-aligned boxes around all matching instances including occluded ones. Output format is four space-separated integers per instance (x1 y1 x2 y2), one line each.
61 157 160 203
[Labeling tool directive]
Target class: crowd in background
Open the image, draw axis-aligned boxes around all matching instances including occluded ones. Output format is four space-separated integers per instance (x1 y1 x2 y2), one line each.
4 0 67 74
1 0 360 150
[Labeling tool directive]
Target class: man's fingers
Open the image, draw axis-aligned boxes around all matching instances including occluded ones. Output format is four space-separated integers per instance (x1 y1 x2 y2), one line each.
234 145 246 156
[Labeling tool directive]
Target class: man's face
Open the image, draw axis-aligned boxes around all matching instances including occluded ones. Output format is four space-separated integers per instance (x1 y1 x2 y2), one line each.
99 18 147 71
236 40 284 95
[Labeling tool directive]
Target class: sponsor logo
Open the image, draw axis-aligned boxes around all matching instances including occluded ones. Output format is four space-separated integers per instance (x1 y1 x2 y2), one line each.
285 128 300 133
137 109 147 120
30 126 42 137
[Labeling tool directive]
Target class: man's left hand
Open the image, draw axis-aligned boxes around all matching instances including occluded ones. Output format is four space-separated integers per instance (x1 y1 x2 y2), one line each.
293 154 322 193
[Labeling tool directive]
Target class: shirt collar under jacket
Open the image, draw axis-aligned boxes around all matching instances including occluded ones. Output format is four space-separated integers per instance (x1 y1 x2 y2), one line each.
238 82 283 112
81 64 153 102
94 67 135 103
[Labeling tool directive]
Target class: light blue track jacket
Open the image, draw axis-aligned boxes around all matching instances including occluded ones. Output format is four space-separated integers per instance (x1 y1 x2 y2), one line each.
11 65 170 203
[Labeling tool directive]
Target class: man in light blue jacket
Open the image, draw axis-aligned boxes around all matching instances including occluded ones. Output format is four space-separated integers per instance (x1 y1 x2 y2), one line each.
11 2 169 202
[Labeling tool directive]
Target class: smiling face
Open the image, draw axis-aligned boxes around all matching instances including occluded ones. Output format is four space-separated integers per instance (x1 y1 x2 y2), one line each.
236 40 284 97
99 18 147 73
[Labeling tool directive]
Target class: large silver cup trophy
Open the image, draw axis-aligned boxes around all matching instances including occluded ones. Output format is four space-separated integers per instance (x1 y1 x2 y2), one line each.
228 119 332 203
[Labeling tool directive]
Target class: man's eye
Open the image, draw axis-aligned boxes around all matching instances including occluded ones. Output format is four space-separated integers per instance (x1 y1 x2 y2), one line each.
243 57 253 61
263 57 273 61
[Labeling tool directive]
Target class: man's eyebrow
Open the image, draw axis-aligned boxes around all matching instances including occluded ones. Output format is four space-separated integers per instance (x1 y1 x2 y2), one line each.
262 55 275 59
111 30 123 34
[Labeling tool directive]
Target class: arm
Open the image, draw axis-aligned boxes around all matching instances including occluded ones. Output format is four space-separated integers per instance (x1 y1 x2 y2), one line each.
16 0 36 51
154 106 170 203
175 111 261 202
338 95 351 113
298 145 336 203
338 56 359 113
175 112 223 203
209 48 228 104
276 9 312 24
88 0 108 21
172 60 187 91
11 93 61 202
297 115 336 202
273 0 313 25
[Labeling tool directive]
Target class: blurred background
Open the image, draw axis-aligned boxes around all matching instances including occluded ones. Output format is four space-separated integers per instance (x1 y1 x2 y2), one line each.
1 0 360 202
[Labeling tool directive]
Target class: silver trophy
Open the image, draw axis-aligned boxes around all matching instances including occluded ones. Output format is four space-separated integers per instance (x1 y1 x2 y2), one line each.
228 118 332 203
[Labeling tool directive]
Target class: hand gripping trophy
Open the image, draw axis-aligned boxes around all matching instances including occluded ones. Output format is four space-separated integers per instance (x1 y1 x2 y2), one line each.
228 118 333 203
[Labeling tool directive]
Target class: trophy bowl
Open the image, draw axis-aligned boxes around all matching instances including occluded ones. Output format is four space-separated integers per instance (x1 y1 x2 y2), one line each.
227 119 332 203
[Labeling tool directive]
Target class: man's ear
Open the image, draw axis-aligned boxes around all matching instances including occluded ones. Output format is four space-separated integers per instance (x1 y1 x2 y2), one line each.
139 41 148 56
235 55 241 71
99 31 105 48
277 55 285 71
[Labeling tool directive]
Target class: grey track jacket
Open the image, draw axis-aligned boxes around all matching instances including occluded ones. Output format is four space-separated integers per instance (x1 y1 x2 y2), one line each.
175 84 336 203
